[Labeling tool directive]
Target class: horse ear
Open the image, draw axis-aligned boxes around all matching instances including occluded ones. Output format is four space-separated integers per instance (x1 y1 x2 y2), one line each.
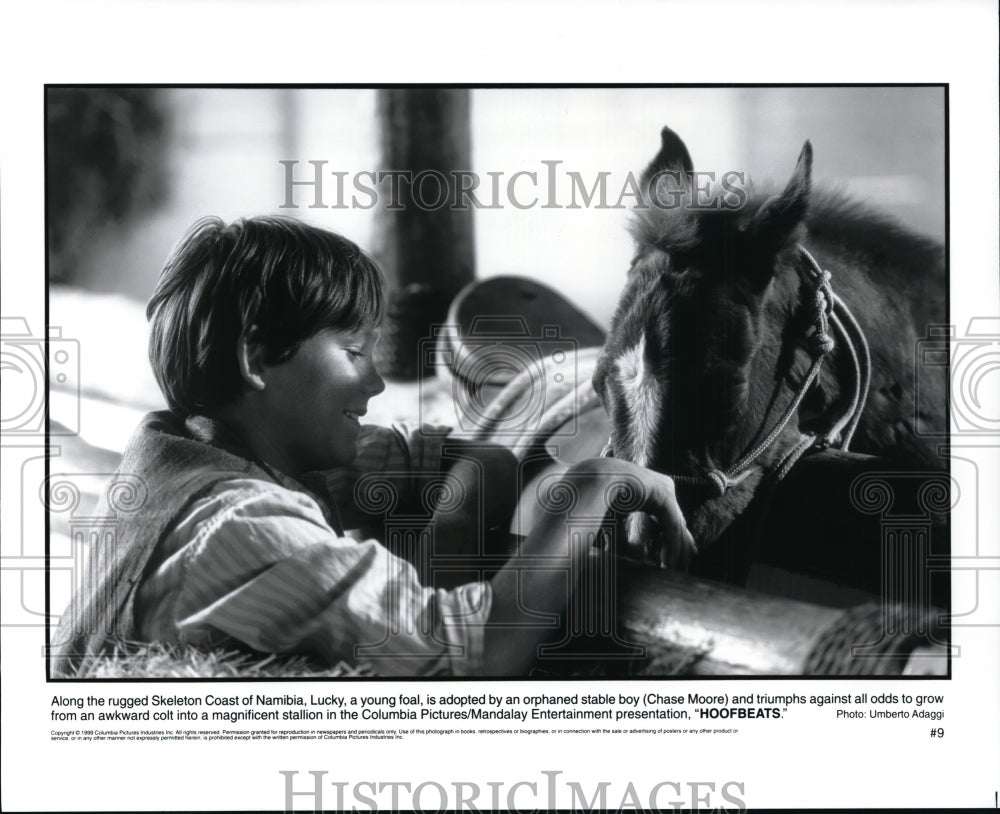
641 125 694 193
748 140 812 247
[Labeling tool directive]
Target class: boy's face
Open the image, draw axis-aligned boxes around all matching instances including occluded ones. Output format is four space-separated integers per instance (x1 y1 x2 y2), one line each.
255 327 385 473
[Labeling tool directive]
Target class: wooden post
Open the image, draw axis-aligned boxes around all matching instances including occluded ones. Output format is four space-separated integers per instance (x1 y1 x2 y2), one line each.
617 564 844 675
537 563 946 676
373 89 476 380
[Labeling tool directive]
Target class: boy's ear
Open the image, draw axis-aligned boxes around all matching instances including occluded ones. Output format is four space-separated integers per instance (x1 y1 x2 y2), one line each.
237 327 267 390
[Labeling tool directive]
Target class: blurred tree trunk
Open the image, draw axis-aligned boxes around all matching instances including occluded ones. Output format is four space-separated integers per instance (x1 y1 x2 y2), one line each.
373 89 475 380
46 88 170 284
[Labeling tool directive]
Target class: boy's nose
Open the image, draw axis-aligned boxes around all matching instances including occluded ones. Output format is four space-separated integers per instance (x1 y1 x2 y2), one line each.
366 367 386 397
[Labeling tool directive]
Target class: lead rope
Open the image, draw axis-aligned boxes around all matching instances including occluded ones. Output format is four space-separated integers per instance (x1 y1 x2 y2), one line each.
798 246 871 452
830 293 872 448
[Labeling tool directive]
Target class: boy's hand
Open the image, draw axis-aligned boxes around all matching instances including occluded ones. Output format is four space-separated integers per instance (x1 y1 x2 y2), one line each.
568 458 696 569
644 510 698 570
642 469 697 570
486 455 695 675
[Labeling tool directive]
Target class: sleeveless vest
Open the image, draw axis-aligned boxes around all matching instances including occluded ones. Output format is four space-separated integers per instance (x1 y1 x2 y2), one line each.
50 410 339 677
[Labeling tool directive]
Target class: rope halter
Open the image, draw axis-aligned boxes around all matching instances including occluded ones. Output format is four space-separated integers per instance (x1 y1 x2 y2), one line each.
601 245 871 498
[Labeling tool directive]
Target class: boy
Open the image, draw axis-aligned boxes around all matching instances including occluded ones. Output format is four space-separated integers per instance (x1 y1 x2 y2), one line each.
52 216 693 677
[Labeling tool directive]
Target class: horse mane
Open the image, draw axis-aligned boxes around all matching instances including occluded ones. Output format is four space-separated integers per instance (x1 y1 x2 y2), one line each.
628 183 942 272
626 185 711 253
804 188 943 270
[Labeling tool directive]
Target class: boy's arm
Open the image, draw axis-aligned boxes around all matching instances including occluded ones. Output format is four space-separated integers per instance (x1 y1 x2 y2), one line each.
483 457 695 676
136 479 492 677
321 424 523 558
430 438 522 559
319 423 452 531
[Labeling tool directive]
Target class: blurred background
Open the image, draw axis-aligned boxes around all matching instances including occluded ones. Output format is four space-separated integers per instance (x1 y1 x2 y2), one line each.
46 86 945 452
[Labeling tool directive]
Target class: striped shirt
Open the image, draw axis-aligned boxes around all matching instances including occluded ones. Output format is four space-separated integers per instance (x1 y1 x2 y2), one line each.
134 424 492 677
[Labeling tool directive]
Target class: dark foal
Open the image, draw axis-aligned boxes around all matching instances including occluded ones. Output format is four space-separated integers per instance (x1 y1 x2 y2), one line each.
593 127 946 564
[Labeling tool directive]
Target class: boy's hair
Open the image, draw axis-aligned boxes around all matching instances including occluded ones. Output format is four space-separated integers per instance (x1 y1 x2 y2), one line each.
147 216 385 414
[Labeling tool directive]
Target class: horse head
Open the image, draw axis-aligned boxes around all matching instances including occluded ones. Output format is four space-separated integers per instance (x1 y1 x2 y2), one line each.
594 127 826 554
